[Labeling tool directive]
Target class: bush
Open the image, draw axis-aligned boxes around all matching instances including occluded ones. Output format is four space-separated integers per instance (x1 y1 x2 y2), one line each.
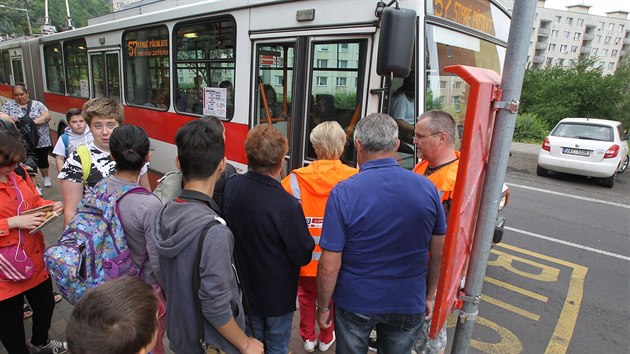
513 112 550 143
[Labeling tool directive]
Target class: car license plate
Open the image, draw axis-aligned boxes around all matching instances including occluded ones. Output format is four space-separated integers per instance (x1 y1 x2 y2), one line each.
562 147 590 156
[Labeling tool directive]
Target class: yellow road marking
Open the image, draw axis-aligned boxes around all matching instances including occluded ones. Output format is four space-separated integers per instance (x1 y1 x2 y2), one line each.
489 248 560 282
497 243 588 354
485 276 549 303
483 294 541 321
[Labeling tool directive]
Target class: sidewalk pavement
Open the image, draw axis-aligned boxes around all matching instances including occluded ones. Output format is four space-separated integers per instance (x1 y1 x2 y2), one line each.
510 141 540 156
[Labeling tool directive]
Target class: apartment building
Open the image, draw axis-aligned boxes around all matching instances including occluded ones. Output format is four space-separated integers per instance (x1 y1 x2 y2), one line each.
502 0 630 74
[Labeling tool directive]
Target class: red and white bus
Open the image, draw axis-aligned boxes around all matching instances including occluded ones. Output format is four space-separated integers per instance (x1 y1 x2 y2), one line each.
0 0 511 183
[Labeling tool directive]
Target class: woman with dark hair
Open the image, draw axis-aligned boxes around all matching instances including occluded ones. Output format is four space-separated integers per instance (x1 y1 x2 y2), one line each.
106 124 166 354
0 130 67 354
0 83 53 189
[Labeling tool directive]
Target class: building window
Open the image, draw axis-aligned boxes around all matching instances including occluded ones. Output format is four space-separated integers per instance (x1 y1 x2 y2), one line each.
439 80 447 89
317 45 329 51
316 59 328 68
316 76 327 86
603 49 609 56
336 77 347 86
274 75 284 85
592 48 598 55
612 50 618 57
552 30 559 37
339 60 348 68
563 31 570 39
598 61 605 68
614 37 621 45
558 58 565 66
605 36 611 44
566 17 573 26
571 46 578 53
619 24 625 32
453 81 462 89
339 43 349 52
549 43 556 51
577 18 584 27
596 35 602 43
560 44 567 53
608 23 614 32
574 33 581 40
608 62 614 70
554 16 562 24
597 22 604 30
546 57 554 65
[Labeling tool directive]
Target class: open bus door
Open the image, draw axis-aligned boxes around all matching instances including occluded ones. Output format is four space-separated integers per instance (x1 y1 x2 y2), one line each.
429 65 503 338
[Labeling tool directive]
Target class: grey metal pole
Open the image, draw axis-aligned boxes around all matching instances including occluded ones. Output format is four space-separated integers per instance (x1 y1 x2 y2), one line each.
24 8 33 37
450 0 537 352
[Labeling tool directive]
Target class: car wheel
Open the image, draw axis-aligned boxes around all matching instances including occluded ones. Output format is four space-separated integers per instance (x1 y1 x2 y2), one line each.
601 172 616 188
618 155 629 173
536 164 548 177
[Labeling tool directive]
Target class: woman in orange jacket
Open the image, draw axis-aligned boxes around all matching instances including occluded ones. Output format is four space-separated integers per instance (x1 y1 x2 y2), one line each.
281 121 357 352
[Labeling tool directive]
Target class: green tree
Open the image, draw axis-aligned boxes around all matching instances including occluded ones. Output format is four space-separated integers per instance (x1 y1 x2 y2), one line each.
521 57 623 130
611 56 630 130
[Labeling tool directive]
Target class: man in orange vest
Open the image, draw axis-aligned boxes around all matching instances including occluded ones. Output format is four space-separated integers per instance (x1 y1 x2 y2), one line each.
411 109 459 354
281 121 357 353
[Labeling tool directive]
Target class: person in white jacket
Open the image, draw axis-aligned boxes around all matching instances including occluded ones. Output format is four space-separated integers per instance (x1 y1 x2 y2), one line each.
52 108 93 173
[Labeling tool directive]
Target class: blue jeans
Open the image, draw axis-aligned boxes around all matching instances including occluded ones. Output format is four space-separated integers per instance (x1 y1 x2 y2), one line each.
247 312 294 354
334 306 423 354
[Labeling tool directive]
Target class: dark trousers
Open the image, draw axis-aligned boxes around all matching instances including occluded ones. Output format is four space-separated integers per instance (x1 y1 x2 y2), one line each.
0 278 55 354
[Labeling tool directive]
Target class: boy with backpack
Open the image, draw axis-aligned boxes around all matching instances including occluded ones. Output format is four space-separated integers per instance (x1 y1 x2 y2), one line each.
57 98 151 226
52 108 93 174
153 120 263 354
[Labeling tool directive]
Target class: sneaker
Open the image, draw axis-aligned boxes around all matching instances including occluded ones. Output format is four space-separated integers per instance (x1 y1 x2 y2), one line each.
43 177 52 187
27 339 68 354
318 332 336 352
368 329 378 352
303 339 317 352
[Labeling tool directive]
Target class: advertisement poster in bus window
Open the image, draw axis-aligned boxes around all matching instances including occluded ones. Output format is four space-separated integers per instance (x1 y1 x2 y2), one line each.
203 87 227 118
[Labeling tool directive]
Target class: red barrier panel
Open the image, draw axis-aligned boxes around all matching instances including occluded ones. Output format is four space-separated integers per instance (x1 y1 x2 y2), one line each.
430 65 502 338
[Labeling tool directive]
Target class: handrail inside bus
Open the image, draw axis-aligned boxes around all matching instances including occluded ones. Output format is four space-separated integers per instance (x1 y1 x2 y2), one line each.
258 79 273 125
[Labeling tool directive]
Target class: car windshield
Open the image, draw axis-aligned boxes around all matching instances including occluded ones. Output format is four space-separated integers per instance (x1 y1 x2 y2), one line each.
552 123 614 142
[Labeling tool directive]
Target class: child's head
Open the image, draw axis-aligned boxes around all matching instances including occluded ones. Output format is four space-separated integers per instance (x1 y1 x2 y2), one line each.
67 277 159 354
82 98 124 151
109 125 151 172
66 108 86 135
175 119 224 183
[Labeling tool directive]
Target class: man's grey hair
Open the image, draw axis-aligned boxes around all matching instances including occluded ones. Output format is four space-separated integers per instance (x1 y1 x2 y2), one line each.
418 109 457 148
354 113 399 153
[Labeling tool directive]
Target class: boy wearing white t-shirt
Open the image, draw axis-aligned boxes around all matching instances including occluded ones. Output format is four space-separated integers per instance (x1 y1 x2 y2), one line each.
53 108 93 173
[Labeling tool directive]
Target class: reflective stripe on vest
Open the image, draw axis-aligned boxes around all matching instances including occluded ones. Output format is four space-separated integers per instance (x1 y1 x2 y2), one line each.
289 173 301 201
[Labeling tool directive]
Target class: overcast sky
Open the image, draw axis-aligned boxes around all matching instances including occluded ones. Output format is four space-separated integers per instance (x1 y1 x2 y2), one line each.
544 0 630 16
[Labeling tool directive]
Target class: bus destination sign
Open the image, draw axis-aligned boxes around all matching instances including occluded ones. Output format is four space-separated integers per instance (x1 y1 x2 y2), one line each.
431 0 495 36
127 39 169 57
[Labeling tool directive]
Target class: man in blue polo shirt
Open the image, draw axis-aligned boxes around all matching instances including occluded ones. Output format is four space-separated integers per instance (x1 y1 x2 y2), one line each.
316 113 446 354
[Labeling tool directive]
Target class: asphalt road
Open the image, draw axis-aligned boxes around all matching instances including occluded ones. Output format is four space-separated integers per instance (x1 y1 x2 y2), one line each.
447 150 630 354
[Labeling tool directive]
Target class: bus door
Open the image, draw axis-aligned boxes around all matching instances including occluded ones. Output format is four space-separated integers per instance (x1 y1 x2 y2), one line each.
253 37 369 176
89 51 121 101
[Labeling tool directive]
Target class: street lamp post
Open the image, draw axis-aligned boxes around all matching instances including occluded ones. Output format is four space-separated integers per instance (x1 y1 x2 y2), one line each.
0 4 33 36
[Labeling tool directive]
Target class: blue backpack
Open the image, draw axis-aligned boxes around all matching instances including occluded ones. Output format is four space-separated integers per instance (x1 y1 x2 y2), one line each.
44 179 150 304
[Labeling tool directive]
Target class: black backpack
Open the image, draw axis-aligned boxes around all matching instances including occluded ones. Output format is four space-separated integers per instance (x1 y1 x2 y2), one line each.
15 101 39 150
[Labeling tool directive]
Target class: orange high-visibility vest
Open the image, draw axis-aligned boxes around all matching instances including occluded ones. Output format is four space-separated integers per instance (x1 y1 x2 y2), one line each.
412 151 460 203
281 160 357 277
